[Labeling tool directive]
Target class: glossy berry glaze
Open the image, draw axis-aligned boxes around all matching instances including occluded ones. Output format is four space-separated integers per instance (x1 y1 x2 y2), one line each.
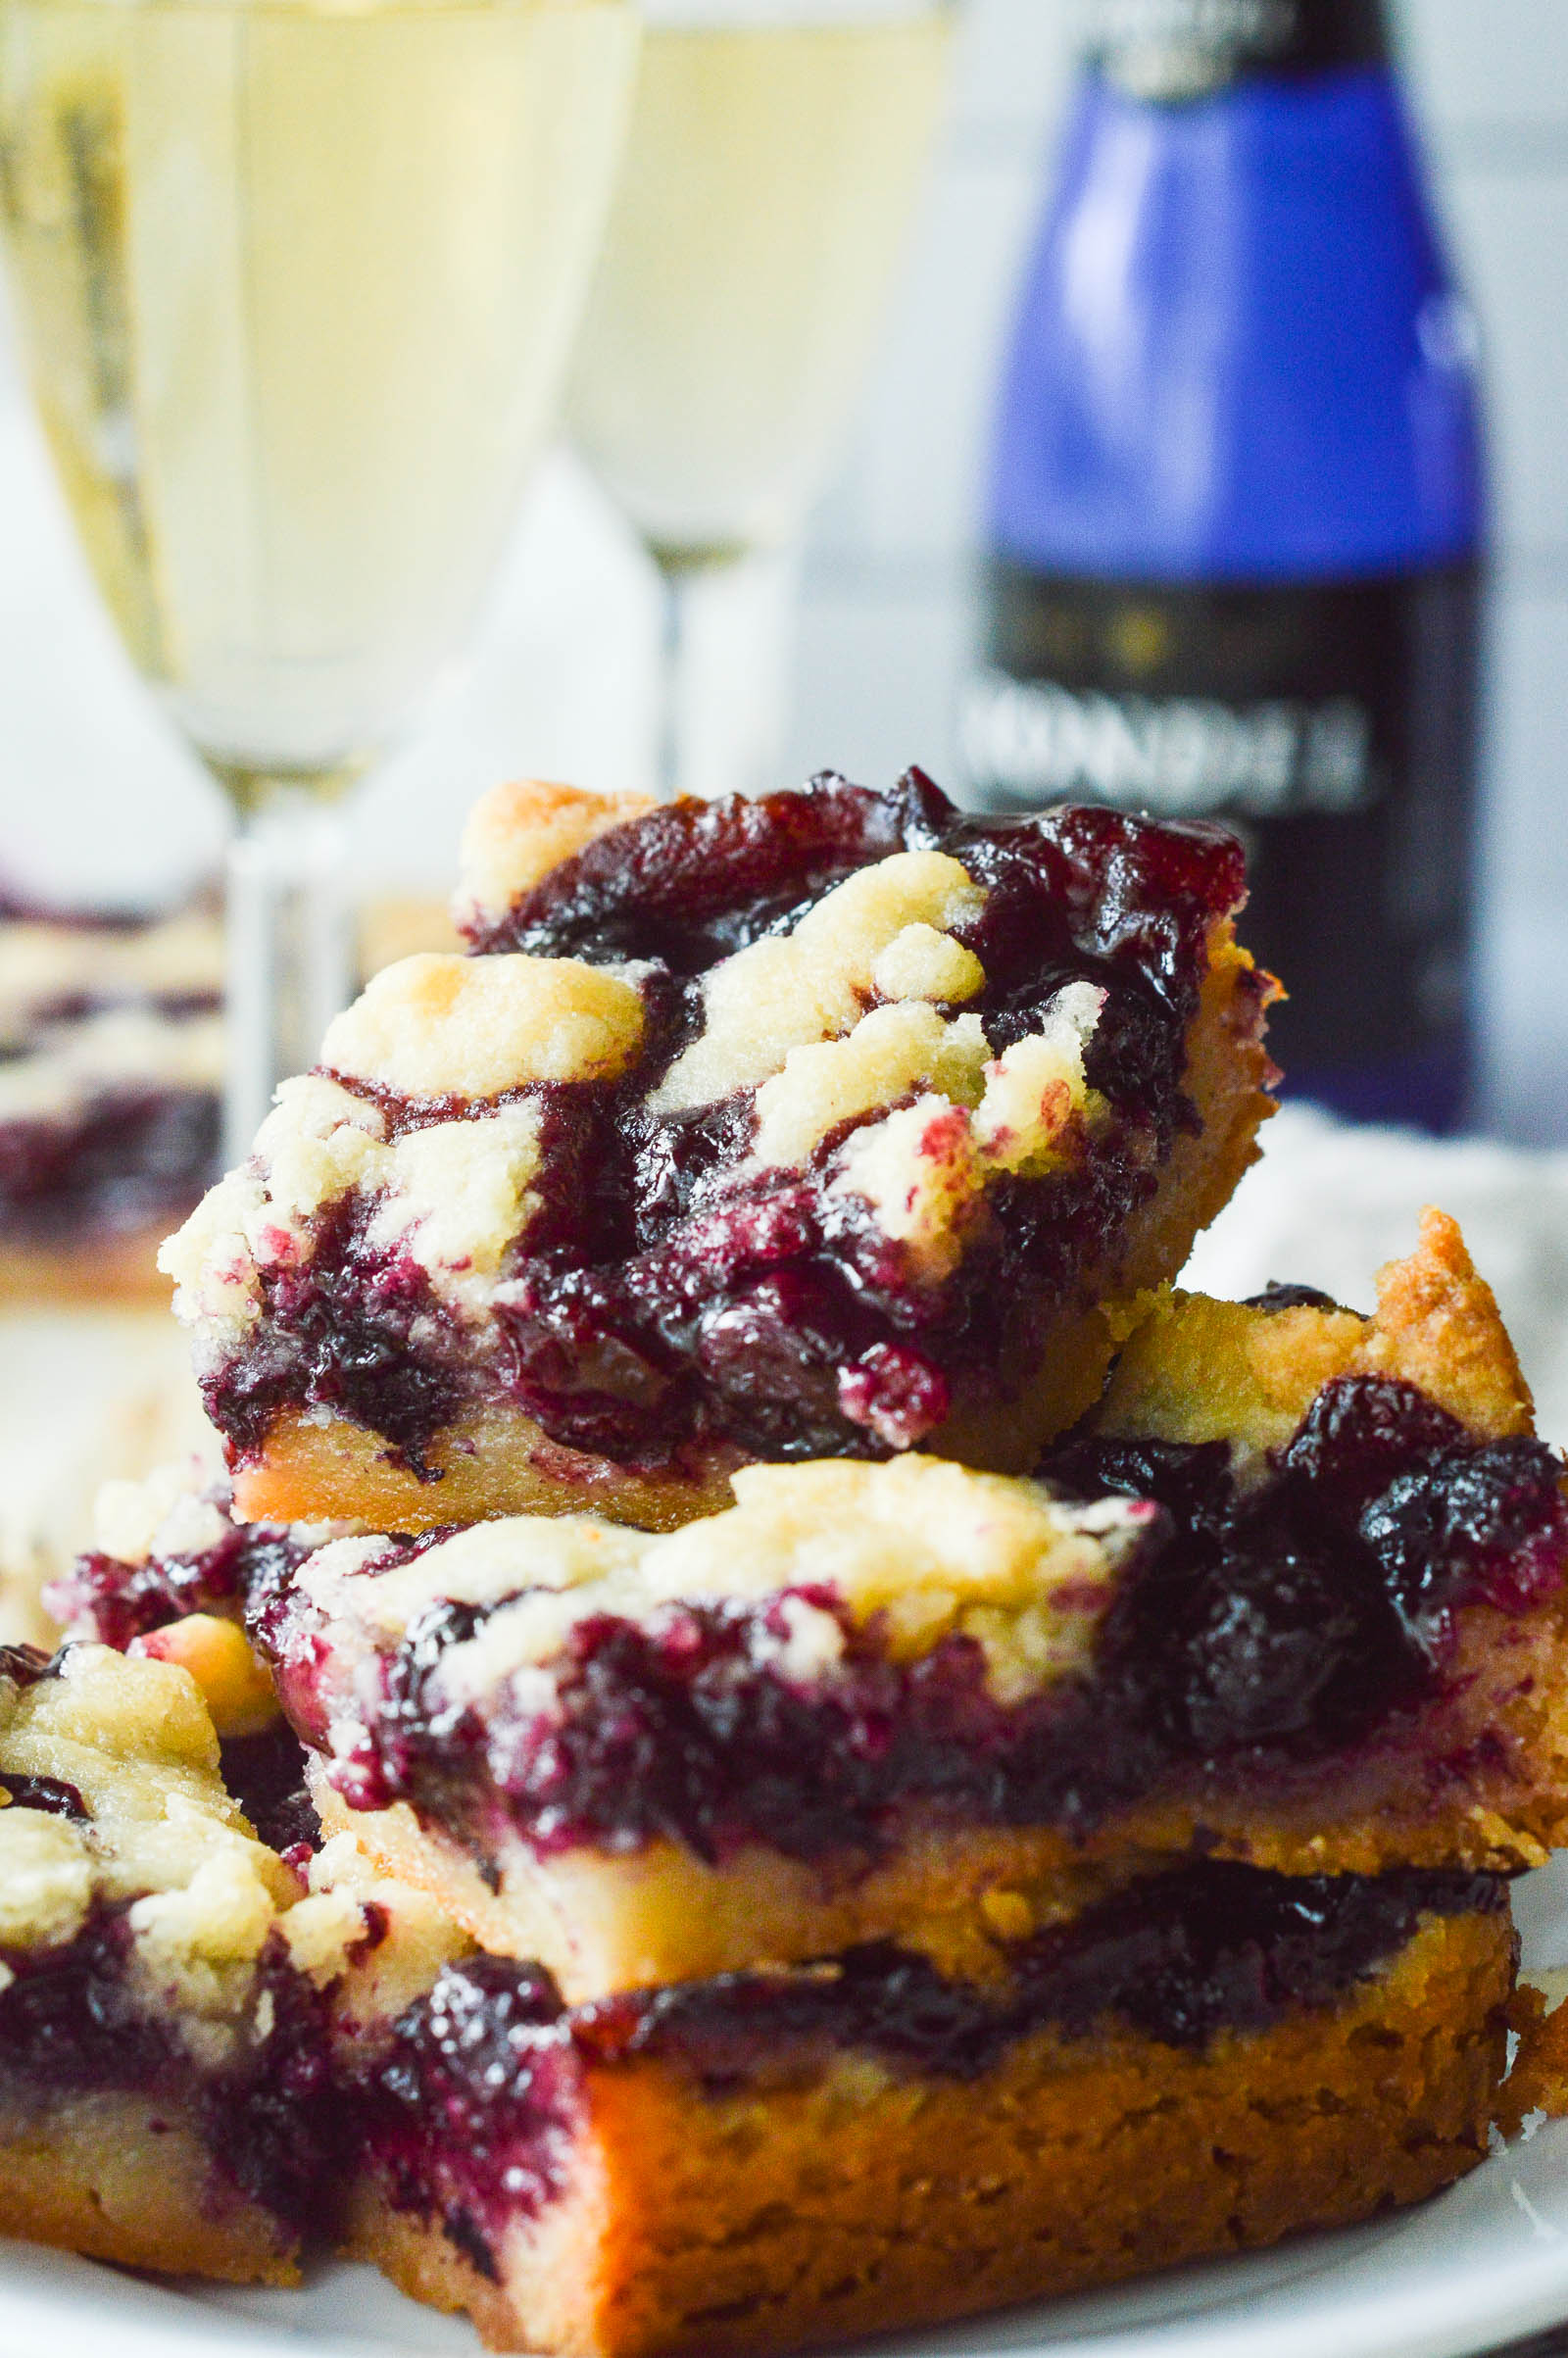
1046 1374 1568 1752
205 773 1258 1474
358 1860 1505 2268
253 1374 1568 1868
0 1896 341 2233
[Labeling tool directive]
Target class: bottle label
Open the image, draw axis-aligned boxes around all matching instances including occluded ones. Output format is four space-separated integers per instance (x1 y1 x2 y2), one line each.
961 564 1480 1098
1090 0 1388 98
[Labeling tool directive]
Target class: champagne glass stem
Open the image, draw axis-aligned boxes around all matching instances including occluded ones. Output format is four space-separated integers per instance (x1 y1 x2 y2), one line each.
221 781 356 1163
652 546 799 803
655 559 700 804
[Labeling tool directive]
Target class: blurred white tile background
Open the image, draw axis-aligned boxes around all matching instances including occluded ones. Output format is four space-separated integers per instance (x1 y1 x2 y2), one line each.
0 0 1563 1138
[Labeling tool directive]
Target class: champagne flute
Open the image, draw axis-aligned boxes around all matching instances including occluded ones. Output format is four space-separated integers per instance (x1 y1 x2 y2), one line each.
565 0 953 801
0 0 641 1155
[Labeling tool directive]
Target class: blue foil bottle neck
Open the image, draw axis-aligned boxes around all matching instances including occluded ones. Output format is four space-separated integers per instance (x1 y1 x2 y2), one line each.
988 59 1486 585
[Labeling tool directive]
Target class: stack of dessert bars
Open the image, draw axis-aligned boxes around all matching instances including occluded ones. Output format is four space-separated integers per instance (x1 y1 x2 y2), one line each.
7 770 1568 2357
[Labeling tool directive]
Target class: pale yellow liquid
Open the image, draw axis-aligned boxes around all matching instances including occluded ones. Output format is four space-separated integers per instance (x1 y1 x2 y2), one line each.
566 12 951 564
0 0 639 787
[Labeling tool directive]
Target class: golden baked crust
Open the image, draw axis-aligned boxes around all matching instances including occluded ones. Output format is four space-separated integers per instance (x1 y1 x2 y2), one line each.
233 1401 742 1535
0 2090 299 2284
456 779 658 939
342 1908 1511 2358
1094 1206 1534 1455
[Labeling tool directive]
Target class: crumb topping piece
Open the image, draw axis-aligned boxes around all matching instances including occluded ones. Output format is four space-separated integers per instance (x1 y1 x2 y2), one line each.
648 851 988 1116
1091 1208 1538 1471
0 1643 460 2073
320 952 645 1099
456 778 656 936
0 1645 292 1971
753 1003 991 1171
160 1078 546 1336
92 1464 239 1569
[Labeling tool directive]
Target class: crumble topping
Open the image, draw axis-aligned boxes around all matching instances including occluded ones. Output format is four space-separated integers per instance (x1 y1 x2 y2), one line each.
292 1455 1153 1715
456 778 656 936
830 1097 985 1284
363 1105 545 1316
0 1645 293 1981
320 953 646 1099
92 1468 238 1570
1089 1211 1540 1473
751 1003 991 1171
820 980 1107 1277
0 1642 460 2074
162 1081 546 1336
647 850 988 1116
973 984 1105 1174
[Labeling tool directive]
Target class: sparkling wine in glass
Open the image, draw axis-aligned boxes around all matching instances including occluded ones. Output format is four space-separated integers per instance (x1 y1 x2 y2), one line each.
0 0 640 1153
565 0 953 799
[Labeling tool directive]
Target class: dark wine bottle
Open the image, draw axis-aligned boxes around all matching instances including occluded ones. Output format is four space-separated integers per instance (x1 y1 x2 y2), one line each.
962 0 1485 1132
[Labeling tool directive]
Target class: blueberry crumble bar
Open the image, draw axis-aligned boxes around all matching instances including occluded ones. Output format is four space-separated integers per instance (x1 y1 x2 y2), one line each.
160 772 1275 1532
339 1862 1514 2358
0 895 222 1302
0 1637 1521 2353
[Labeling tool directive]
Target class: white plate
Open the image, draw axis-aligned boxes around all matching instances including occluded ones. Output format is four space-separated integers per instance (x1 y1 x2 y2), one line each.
9 1858 1568 2358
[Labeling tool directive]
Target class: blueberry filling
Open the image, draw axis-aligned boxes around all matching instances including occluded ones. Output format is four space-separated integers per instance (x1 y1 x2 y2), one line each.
1049 1376 1568 1747
0 1774 89 1823
0 1906 343 2234
201 774 1258 1474
364 1955 581 2273
209 1192 467 1477
358 1861 1504 2267
51 1512 316 1652
252 1376 1568 1867
220 1728 321 1857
